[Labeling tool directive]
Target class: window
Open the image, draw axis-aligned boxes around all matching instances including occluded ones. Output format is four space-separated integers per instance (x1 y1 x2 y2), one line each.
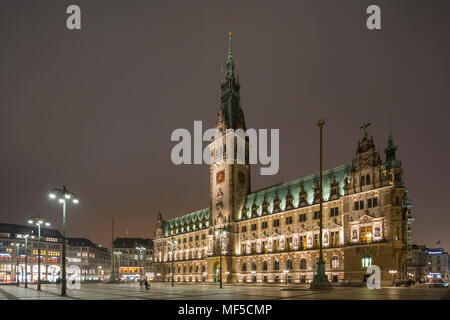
394 173 401 182
251 224 257 231
189 237 192 242
285 216 293 225
313 211 320 220
331 256 339 269
360 176 365 186
273 219 280 227
286 237 293 251
360 200 364 210
201 234 206 240
300 258 306 269
273 239 280 252
362 254 372 268
183 238 186 243
241 243 246 255
252 261 257 271
354 201 359 210
396 197 400 206
299 236 307 250
262 241 268 253
274 260 280 270
261 221 268 229
263 261 268 271
241 226 247 233
314 234 319 248
330 231 339 247
361 226 372 244
373 197 378 207
287 259 293 270
195 235 199 241
366 174 371 185
241 263 247 272
330 207 339 217
251 242 256 254
299 214 306 222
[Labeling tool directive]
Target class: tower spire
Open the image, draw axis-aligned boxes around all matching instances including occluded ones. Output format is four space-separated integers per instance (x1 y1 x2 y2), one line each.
384 117 401 168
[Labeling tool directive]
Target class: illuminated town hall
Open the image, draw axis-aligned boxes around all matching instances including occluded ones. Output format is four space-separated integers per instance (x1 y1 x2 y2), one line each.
153 33 413 286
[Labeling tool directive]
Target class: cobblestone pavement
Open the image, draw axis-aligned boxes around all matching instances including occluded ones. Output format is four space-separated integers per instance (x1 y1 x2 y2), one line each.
0 283 448 300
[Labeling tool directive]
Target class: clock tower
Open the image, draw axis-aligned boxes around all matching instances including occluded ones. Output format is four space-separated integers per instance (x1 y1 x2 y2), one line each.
207 32 250 281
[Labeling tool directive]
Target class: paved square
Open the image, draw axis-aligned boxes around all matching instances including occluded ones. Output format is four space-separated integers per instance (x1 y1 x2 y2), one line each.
0 283 448 300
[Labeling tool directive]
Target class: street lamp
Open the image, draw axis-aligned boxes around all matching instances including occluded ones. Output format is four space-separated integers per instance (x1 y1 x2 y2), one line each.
22 234 30 288
11 242 22 286
215 228 225 289
114 251 122 282
310 118 331 289
28 216 50 291
168 238 177 287
135 245 145 282
49 186 78 296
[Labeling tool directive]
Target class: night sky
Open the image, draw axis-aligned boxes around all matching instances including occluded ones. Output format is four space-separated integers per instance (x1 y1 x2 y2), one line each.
1 0 449 250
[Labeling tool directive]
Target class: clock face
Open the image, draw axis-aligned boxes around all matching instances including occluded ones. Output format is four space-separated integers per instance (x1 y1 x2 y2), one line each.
216 170 225 184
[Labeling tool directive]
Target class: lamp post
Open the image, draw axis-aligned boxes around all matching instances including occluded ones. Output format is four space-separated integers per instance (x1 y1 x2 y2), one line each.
23 234 29 288
114 251 122 282
11 243 21 286
168 238 177 287
310 118 331 289
28 217 50 291
136 245 145 282
215 227 225 289
49 186 78 296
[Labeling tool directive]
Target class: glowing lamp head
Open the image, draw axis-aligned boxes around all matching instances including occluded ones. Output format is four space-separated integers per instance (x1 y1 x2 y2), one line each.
45 222 50 227
64 194 71 199
73 199 79 204
49 193 56 199
28 220 33 224
58 198 64 204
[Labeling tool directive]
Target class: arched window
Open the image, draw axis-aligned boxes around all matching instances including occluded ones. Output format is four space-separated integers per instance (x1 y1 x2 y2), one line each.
331 256 339 269
183 266 186 273
263 261 268 271
287 259 293 270
195 265 199 273
241 262 247 272
252 261 257 271
300 258 307 269
189 266 192 273
274 259 280 271
202 265 206 272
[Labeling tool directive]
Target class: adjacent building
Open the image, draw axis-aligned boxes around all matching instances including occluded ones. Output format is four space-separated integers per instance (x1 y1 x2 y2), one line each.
426 248 449 282
112 238 154 281
0 223 63 283
67 238 112 281
153 32 413 286
407 244 428 283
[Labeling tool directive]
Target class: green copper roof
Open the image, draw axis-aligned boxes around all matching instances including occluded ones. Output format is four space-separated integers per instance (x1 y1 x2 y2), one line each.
239 165 351 221
164 208 210 237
